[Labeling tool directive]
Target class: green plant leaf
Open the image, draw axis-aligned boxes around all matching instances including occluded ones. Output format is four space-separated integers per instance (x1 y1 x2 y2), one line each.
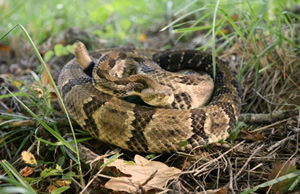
40 168 62 178
8 89 75 153
242 170 300 194
54 44 69 57
44 50 54 62
0 161 36 194
51 186 70 194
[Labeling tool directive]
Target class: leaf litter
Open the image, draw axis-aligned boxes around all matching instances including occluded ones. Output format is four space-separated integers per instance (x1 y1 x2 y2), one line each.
104 154 181 193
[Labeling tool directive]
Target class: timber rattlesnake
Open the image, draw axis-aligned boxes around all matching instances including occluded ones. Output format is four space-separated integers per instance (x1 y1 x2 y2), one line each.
58 42 240 153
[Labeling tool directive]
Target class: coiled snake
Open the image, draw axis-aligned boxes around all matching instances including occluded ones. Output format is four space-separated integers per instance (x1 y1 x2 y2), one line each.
58 42 240 153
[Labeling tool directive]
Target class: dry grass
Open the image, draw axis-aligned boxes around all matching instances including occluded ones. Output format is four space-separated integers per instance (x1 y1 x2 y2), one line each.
224 31 300 113
170 27 300 193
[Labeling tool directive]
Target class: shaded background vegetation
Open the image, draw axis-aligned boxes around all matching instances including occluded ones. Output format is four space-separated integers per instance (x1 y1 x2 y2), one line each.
1 0 299 45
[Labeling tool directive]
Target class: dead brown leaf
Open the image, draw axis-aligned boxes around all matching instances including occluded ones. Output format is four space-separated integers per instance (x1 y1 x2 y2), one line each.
46 180 71 192
33 87 44 98
104 155 181 193
33 64 57 102
198 187 227 194
241 130 265 141
268 158 298 193
55 180 71 187
215 187 228 194
47 184 57 192
20 166 34 177
41 64 52 86
21 151 37 165
41 64 57 102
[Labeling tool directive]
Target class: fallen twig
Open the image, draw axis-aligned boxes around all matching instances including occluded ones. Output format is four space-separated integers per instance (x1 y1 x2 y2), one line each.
239 110 299 124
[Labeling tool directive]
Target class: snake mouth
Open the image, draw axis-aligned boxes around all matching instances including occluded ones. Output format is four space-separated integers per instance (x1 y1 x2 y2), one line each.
140 87 174 107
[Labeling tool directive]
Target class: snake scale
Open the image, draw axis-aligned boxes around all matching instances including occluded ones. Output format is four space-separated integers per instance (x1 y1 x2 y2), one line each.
58 42 241 153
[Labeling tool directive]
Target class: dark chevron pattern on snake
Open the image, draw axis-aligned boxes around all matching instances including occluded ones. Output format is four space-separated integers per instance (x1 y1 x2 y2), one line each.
58 49 240 153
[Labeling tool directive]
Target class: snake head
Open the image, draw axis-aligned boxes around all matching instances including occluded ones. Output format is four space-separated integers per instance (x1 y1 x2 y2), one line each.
140 85 174 107
127 74 174 107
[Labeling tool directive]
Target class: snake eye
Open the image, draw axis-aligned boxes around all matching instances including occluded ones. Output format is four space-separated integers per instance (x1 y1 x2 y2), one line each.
133 83 145 92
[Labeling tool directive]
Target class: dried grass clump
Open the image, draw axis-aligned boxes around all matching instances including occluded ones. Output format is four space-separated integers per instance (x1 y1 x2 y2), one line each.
173 29 300 193
224 30 299 114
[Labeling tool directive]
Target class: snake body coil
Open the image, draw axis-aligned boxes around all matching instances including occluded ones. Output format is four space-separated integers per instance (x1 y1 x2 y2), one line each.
58 43 240 153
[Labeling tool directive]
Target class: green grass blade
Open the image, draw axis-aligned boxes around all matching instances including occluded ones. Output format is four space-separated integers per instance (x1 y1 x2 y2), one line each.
253 39 279 88
0 1 24 21
0 175 35 194
220 9 246 42
174 0 197 16
0 162 15 181
14 131 34 157
0 24 85 187
99 154 122 169
241 170 300 194
174 25 212 33
7 89 75 153
176 11 212 43
211 0 220 79
289 175 300 191
51 186 70 194
0 187 32 194
161 7 207 32
0 92 25 100
0 161 36 194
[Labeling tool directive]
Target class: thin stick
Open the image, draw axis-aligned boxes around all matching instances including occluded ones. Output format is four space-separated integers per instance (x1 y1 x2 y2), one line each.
233 144 263 180
227 157 235 194
240 110 298 124
251 119 289 132
192 141 245 176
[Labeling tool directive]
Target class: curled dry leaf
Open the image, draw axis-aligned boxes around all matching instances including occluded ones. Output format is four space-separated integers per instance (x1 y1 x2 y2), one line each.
21 151 37 165
241 130 265 141
47 184 57 192
34 87 44 98
42 64 57 102
104 154 181 193
46 179 71 192
268 158 298 193
55 180 72 187
34 63 57 102
20 166 34 177
33 87 57 102
49 91 58 102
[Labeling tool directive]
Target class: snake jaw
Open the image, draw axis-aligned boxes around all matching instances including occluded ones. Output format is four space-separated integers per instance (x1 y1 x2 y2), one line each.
140 86 174 107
